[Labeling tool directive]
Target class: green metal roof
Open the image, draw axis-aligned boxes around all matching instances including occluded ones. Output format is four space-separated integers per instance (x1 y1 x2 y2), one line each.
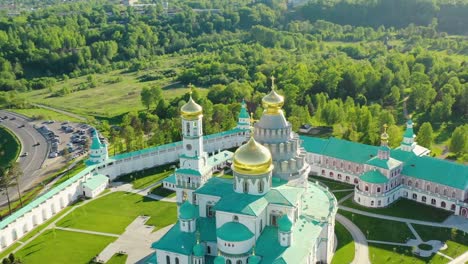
390 149 417 162
179 201 198 219
193 243 205 256
360 170 389 184
177 168 202 176
82 173 108 191
402 156 468 190
302 137 379 164
217 222 254 241
207 151 233 168
403 127 415 138
278 215 292 232
152 222 196 255
163 174 176 184
239 100 250 119
198 217 217 241
90 131 102 150
248 255 261 264
366 157 401 169
300 136 328 154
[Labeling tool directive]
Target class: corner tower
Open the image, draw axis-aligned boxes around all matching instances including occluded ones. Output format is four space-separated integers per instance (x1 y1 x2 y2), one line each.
86 130 108 165
400 119 416 152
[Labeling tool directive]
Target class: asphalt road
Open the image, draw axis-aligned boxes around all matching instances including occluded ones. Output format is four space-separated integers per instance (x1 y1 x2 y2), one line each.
0 110 48 206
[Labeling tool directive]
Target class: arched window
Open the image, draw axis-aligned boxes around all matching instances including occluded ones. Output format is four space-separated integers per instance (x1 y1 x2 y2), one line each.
233 215 239 222
452 191 456 198
408 180 412 187
426 185 430 191
451 204 456 211
412 193 417 200
378 201 381 206
207 246 211 254
435 187 439 194
441 201 446 208
166 255 171 264
329 172 334 178
431 199 436 205
365 185 369 191
415 181 419 188
243 180 249 193
226 260 232 264
371 201 374 206
422 196 426 202
237 260 242 264
258 180 264 193
377 187 381 193
444 189 448 196
321 170 325 175
175 257 179 264
354 178 359 184
338 174 342 180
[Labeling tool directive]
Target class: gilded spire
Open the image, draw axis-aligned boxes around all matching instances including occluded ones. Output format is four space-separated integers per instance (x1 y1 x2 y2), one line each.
262 76 284 115
180 84 203 120
381 124 389 146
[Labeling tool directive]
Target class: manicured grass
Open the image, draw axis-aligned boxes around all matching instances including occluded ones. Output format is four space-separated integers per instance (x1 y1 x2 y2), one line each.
331 221 355 264
332 191 353 201
106 253 128 264
341 197 452 222
16 229 116 264
0 243 21 261
412 224 468 258
0 185 43 218
150 184 176 198
116 164 175 189
56 191 177 234
339 210 414 243
0 126 20 167
308 175 355 190
368 243 449 264
10 108 82 122
51 161 87 188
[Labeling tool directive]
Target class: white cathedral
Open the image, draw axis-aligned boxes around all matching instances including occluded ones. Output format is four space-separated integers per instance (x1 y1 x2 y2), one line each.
151 85 338 264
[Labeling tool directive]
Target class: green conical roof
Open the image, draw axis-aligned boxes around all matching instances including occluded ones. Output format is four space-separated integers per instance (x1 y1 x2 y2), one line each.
214 256 225 264
193 243 205 257
239 99 249 119
90 131 102 150
179 201 197 219
278 215 292 232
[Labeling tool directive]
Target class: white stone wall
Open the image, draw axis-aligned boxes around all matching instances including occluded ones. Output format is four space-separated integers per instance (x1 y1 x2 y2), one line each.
156 249 189 264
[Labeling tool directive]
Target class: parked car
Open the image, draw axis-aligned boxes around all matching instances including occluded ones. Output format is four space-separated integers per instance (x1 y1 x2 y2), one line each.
21 152 28 157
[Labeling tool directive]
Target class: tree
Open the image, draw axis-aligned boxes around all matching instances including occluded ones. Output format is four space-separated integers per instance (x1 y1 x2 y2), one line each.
0 167 13 215
449 125 468 154
417 122 433 149
141 87 152 110
7 162 23 207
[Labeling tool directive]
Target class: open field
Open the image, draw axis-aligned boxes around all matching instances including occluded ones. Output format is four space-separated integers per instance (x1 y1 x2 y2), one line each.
56 192 177 234
0 126 20 167
339 210 415 243
341 198 452 222
10 108 83 123
331 221 355 264
15 229 116 264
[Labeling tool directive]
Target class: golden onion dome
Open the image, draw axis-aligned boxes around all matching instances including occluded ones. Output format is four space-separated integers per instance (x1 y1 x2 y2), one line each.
380 124 389 142
262 78 284 115
181 96 203 120
233 137 273 176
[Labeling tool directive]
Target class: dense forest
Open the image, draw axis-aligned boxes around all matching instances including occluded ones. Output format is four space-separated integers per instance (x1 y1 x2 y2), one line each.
0 0 466 162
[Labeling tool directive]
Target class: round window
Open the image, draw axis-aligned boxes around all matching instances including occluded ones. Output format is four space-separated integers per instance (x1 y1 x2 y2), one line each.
186 144 192 150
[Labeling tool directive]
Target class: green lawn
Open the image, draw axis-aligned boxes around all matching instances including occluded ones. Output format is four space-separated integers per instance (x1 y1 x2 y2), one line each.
56 192 177 234
16 229 116 264
332 191 353 201
10 108 82 122
308 175 355 190
51 161 87 188
339 210 414 243
150 183 176 198
0 126 20 167
368 243 449 264
106 253 128 264
412 224 468 258
341 197 452 222
331 221 355 264
116 164 175 189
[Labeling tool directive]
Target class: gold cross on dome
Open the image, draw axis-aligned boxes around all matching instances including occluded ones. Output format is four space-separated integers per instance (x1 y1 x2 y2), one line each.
383 124 388 133
249 112 257 136
188 83 193 95
271 76 276 89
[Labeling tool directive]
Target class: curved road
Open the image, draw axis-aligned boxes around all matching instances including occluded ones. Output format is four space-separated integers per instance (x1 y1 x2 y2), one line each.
336 213 371 264
0 110 48 206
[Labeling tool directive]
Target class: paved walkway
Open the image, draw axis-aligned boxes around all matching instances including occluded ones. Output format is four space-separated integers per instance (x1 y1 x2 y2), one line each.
97 217 173 264
338 193 354 204
448 250 468 264
111 181 177 203
32 103 87 121
54 227 120 237
406 222 422 241
336 213 371 264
